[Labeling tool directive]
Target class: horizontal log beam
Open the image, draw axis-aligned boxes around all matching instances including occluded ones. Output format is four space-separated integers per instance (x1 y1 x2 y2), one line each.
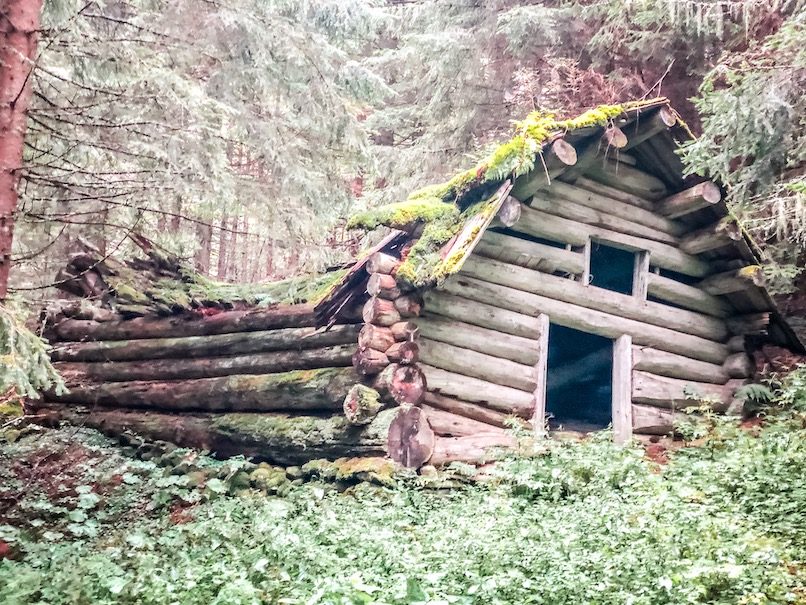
423 392 517 429
460 255 730 342
646 273 733 318
657 182 721 219
475 230 584 275
421 405 510 438
51 324 360 363
723 352 755 379
510 137 580 200
680 221 741 255
699 266 765 296
632 370 742 411
726 313 770 336
415 314 540 366
55 344 355 383
423 290 542 340
53 304 317 342
418 337 537 392
515 205 711 276
428 433 517 467
48 367 361 413
419 364 534 416
622 106 677 150
632 403 679 436
570 176 655 211
584 158 669 200
441 275 730 364
631 345 729 384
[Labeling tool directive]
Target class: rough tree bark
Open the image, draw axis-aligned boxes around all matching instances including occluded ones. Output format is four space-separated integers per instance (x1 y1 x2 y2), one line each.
0 0 43 299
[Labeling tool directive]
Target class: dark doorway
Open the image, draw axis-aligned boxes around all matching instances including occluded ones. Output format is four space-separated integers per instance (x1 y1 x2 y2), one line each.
589 242 635 295
545 323 612 432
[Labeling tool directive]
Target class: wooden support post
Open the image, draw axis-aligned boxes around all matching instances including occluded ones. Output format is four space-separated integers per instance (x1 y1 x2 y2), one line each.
612 335 632 444
531 313 550 436
632 251 650 300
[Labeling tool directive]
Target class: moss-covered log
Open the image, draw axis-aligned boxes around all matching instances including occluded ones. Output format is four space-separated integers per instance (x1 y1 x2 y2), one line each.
53 303 317 342
54 345 355 383
51 324 360 362
34 404 396 465
47 367 361 413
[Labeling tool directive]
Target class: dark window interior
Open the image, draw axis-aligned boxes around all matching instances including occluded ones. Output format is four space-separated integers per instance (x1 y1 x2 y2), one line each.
658 266 699 286
589 242 635 295
545 324 612 432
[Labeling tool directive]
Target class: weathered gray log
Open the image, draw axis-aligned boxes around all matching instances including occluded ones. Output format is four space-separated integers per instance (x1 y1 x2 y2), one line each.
460 255 729 342
367 273 400 300
474 230 584 275
632 404 679 436
584 158 668 200
622 106 677 150
612 335 633 444
55 344 355 383
699 266 765 296
723 353 754 379
421 405 509 438
373 363 426 405
510 137 582 200
352 347 390 375
36 404 396 465
366 252 400 275
343 384 384 425
646 273 733 318
550 138 578 165
726 335 746 353
423 392 517 429
418 338 537 392
53 304 317 342
631 370 742 411
515 205 711 276
415 314 539 366
531 191 679 245
631 346 729 384
363 297 401 326
548 180 685 237
657 182 721 219
428 433 517 466
385 341 419 364
603 126 628 149
391 321 419 341
358 324 395 351
48 367 361 412
726 313 770 336
423 290 542 340
497 195 522 227
52 324 360 363
393 295 422 318
419 364 534 416
441 276 730 364
387 406 435 468
570 176 654 211
680 221 741 255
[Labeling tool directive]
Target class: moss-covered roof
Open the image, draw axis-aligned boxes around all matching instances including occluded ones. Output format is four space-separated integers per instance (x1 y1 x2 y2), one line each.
348 98 670 288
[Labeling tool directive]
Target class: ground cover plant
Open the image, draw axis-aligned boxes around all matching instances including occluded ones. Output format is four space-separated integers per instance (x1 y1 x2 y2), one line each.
1 371 805 605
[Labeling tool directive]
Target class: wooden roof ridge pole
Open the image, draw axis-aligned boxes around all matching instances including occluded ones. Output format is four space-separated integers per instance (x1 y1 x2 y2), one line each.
657 181 722 219
511 137 579 200
622 106 677 151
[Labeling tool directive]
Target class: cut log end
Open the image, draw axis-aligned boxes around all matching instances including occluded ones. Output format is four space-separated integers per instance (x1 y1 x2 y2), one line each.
352 348 390 376
366 252 400 276
603 127 628 149
497 196 522 227
551 138 577 166
362 297 401 326
374 363 427 405
343 384 383 425
385 341 419 365
387 406 435 468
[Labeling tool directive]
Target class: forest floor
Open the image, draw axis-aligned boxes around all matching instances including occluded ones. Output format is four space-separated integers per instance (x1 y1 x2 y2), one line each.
0 410 804 605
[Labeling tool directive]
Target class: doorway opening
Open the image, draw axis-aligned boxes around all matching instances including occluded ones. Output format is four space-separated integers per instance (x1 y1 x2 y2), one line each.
545 323 612 432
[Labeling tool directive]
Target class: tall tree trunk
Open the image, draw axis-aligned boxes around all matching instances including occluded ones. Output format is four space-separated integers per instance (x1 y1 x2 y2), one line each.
217 215 229 280
194 221 213 274
227 214 240 280
0 0 42 300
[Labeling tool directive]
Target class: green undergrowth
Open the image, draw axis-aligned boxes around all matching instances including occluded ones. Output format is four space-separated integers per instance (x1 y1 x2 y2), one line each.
349 99 665 288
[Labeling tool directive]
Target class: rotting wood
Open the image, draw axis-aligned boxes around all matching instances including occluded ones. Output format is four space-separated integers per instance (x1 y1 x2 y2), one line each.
385 341 419 365
359 324 395 352
343 384 384 425
367 273 401 300
612 335 633 444
419 364 534 416
51 324 360 363
631 370 742 411
646 273 733 318
440 276 730 364
366 252 400 275
723 352 754 379
373 364 426 406
387 406 435 468
421 405 509 438
48 367 361 413
428 433 517 467
474 230 584 275
459 255 730 342
699 266 765 296
423 392 516 429
515 205 711 276
55 344 355 383
657 181 721 219
362 296 401 326
418 338 537 392
352 347 390 376
423 290 542 340
53 303 317 341
631 346 729 384
415 314 539 366
34 404 396 466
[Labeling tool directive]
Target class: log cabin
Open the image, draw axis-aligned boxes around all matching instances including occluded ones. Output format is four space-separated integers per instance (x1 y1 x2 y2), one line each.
39 97 803 470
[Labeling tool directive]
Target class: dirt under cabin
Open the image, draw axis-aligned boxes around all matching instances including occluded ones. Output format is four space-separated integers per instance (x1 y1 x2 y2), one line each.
35 97 804 470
